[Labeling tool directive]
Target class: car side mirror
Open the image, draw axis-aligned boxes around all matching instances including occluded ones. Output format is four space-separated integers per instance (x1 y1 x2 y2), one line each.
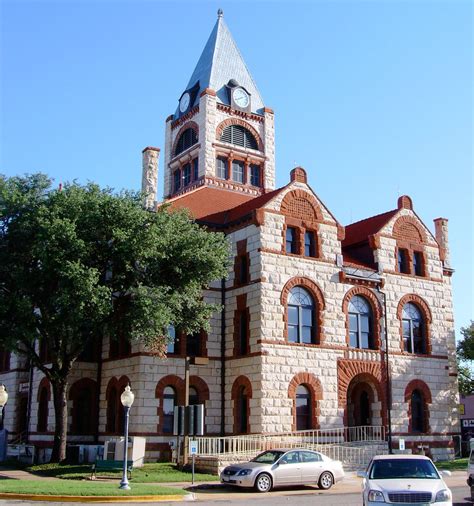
357 471 367 478
439 470 451 477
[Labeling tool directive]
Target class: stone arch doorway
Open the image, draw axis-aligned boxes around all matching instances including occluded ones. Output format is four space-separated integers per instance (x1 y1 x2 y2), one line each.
346 374 382 429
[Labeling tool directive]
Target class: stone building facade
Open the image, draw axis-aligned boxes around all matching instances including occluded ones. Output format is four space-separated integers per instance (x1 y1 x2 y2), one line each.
0 11 460 461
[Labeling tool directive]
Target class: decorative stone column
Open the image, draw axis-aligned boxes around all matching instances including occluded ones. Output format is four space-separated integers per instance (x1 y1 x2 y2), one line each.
142 147 160 210
434 217 451 268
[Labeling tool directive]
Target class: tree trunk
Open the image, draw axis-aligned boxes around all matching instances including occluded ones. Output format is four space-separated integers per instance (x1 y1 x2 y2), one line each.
50 378 68 463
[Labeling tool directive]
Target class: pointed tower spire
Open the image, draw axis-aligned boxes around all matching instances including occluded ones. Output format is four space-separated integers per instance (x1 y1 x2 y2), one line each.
175 12 264 116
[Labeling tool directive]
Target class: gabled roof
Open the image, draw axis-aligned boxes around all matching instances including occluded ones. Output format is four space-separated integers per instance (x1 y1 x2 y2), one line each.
176 11 264 116
343 209 398 247
164 186 255 222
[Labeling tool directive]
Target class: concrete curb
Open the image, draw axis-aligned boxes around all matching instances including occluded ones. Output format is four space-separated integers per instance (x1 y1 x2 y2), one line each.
0 493 194 503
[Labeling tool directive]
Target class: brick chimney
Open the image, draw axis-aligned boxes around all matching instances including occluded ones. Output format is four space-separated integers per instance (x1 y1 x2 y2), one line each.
141 147 160 210
434 218 451 268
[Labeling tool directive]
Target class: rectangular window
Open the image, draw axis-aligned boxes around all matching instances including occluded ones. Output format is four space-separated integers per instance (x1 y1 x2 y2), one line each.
239 255 249 284
239 311 248 355
0 349 10 372
304 231 316 257
167 325 176 354
192 158 199 181
174 170 181 192
398 248 410 274
413 251 423 276
186 332 201 357
182 163 191 186
216 157 228 179
286 227 297 254
232 160 244 183
349 314 358 348
288 306 298 343
250 164 260 186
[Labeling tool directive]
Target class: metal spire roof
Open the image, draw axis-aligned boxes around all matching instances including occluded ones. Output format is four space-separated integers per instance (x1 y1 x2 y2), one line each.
176 10 265 116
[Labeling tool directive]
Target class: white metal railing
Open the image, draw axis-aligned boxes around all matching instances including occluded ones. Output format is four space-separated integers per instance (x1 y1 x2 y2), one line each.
196 425 386 457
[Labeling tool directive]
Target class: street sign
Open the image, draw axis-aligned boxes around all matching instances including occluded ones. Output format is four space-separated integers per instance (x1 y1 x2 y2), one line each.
189 440 198 456
399 438 405 451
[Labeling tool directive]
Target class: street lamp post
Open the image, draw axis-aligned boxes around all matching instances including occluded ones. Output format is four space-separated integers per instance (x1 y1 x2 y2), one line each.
119 385 135 490
0 385 8 431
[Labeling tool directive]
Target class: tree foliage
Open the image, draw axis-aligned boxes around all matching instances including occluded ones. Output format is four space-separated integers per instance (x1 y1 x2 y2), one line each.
0 174 230 461
456 322 474 395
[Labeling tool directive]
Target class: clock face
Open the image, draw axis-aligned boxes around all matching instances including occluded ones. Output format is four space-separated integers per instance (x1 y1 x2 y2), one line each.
233 88 249 108
179 92 190 113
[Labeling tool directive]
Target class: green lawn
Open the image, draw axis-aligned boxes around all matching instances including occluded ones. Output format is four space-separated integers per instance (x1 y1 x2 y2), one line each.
436 458 468 471
23 461 219 483
0 480 187 496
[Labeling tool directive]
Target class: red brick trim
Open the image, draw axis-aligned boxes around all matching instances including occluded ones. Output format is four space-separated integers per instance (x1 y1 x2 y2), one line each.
105 375 130 434
171 121 199 159
231 375 252 434
288 372 323 431
290 167 307 184
280 189 323 222
404 379 432 434
337 359 386 426
200 88 216 97
216 103 265 123
393 215 426 243
281 277 326 344
37 377 51 401
396 294 432 354
142 146 160 153
68 378 98 435
398 195 413 210
342 287 382 349
216 118 264 152
171 106 199 130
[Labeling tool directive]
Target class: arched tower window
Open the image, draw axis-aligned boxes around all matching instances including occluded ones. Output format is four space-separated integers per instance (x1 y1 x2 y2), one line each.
174 128 198 156
106 386 117 433
163 386 176 434
348 296 374 349
402 303 425 354
296 385 311 430
220 124 258 150
288 287 315 344
411 389 425 433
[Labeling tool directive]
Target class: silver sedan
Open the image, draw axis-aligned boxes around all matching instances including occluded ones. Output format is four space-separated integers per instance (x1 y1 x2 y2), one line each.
220 448 345 493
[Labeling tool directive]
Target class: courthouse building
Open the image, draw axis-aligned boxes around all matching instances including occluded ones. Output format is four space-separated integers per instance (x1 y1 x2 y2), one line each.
0 11 460 461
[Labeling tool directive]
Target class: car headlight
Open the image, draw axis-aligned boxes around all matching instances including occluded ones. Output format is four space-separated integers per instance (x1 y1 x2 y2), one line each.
368 490 385 502
237 469 253 476
435 489 451 502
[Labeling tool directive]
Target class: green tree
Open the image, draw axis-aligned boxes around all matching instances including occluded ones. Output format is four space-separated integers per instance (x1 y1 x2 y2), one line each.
457 322 474 395
0 174 230 462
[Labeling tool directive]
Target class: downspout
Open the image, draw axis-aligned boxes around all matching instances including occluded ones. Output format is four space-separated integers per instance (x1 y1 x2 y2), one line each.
377 286 393 454
25 358 34 444
220 277 226 436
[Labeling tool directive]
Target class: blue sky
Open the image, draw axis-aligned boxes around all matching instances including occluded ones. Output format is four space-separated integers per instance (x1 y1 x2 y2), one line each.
1 0 472 335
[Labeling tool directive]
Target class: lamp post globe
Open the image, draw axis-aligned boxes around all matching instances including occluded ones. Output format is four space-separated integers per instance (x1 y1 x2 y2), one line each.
119 385 134 490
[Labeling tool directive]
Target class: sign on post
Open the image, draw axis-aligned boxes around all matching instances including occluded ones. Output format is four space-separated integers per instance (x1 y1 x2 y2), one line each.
399 438 405 451
189 439 198 456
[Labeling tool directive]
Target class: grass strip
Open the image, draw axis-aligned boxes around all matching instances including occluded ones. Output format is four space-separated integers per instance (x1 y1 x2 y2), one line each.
436 458 468 471
23 461 218 483
0 480 187 496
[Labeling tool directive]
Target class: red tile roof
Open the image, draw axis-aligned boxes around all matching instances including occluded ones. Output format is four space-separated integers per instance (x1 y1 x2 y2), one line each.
343 209 398 247
164 187 255 222
165 186 285 226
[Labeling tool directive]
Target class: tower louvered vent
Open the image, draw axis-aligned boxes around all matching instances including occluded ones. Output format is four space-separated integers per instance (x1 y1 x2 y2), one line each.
220 125 258 150
175 128 198 156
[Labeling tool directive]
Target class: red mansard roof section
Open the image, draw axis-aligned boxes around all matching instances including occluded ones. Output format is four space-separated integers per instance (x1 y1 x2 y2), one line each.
343 209 398 247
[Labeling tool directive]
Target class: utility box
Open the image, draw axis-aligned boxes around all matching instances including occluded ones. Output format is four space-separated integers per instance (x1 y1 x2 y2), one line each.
103 436 146 467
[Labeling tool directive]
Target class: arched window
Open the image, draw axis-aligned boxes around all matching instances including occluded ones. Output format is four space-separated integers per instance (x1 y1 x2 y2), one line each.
237 386 248 434
37 387 49 432
296 385 311 430
69 379 97 435
189 386 199 406
348 296 374 349
163 386 176 434
288 287 315 344
174 128 198 156
106 386 117 433
402 303 425 353
220 124 258 150
411 389 425 433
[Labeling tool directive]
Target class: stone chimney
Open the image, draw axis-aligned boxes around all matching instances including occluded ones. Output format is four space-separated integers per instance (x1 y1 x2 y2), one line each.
434 218 451 268
141 147 160 210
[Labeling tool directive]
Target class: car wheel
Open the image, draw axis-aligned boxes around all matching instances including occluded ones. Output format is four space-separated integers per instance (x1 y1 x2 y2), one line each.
318 471 334 490
254 472 272 493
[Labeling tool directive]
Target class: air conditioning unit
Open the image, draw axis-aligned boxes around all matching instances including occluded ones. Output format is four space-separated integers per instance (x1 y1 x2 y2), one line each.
103 437 146 467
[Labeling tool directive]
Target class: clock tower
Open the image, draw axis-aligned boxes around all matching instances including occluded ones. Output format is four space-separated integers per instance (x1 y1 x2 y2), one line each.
163 10 275 201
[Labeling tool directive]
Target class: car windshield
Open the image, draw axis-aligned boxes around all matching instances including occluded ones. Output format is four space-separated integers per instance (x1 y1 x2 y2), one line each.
369 459 440 480
251 450 285 464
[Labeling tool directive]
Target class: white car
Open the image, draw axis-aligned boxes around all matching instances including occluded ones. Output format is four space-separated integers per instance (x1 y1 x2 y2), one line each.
359 454 452 505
